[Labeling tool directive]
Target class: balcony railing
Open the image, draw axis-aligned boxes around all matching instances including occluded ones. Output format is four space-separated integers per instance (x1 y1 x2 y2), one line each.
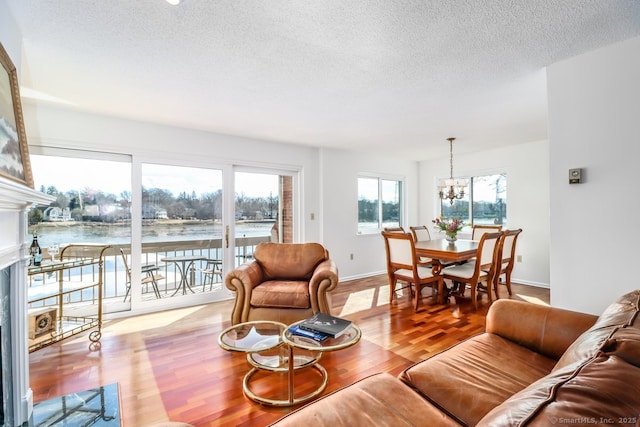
27 236 270 309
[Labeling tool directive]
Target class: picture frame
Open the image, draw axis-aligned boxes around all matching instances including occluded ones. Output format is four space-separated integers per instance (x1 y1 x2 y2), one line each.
0 41 33 188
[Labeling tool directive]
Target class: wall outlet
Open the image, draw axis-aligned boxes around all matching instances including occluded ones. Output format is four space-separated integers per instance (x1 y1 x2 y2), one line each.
517 255 522 263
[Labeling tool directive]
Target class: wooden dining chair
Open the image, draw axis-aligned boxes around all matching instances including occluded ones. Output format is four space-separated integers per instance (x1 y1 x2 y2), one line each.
409 225 434 267
492 228 523 298
471 224 502 240
383 226 406 233
442 231 502 310
381 231 444 311
409 225 431 242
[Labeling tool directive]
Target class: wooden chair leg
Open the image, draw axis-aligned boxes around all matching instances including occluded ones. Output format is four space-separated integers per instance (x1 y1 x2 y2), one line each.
505 273 513 295
389 277 397 303
471 283 478 311
485 279 493 304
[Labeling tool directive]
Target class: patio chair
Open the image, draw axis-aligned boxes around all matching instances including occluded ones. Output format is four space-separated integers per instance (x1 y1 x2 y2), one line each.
120 248 164 301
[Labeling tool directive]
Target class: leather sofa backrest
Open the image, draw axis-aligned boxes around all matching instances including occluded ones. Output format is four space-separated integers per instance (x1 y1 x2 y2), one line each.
254 242 329 280
478 290 640 426
552 290 640 372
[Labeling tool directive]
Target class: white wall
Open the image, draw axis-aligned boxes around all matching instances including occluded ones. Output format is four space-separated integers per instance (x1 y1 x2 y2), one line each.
320 148 419 279
419 140 551 288
24 106 420 281
23 103 323 243
548 36 640 314
0 0 22 73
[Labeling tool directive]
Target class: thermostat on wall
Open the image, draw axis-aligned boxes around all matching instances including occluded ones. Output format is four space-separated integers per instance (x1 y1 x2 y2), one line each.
569 168 582 184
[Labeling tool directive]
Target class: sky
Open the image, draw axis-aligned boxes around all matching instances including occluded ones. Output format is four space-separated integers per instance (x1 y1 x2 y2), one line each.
31 155 279 198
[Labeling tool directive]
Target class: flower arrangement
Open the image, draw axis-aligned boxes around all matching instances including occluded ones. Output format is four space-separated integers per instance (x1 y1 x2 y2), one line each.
432 216 467 242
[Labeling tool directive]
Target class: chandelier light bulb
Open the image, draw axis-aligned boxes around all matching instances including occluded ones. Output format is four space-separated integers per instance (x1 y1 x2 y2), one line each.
439 137 468 205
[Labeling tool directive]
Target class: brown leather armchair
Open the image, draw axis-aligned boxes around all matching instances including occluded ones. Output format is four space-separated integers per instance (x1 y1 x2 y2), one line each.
225 242 339 325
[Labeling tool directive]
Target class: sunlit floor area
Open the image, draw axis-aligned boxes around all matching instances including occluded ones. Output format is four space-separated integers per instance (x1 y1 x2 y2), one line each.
29 274 550 426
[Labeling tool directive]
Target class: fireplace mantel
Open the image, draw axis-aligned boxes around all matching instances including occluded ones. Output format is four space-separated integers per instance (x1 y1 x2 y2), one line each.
0 176 53 426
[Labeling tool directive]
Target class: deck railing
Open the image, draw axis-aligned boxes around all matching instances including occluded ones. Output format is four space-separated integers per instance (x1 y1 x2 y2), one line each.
28 236 270 309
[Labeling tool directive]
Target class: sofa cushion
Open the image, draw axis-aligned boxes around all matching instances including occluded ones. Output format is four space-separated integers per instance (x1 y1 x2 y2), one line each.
269 373 461 427
399 333 556 426
478 354 640 426
552 290 640 372
601 327 640 367
250 280 310 309
254 242 328 280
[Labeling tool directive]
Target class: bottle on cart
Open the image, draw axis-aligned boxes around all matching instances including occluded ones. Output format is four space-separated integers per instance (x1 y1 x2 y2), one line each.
30 230 42 266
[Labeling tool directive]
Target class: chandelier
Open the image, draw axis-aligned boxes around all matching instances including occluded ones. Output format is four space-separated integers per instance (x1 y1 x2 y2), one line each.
439 137 468 205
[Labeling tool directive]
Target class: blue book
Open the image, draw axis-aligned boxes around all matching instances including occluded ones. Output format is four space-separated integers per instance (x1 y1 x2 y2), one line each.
288 324 330 342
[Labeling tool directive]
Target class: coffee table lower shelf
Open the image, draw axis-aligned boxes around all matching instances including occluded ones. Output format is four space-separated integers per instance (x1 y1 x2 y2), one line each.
218 320 361 407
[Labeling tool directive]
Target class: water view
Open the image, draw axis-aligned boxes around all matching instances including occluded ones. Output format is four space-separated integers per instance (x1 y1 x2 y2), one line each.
30 220 275 248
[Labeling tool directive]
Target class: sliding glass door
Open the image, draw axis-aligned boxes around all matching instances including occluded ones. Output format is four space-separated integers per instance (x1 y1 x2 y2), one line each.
232 170 296 265
138 163 226 305
28 148 299 315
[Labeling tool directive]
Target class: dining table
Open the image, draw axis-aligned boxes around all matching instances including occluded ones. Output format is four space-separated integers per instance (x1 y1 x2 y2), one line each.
414 238 479 303
414 238 479 274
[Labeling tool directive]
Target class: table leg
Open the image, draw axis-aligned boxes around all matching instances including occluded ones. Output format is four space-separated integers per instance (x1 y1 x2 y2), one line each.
170 262 189 296
242 348 328 407
288 345 294 404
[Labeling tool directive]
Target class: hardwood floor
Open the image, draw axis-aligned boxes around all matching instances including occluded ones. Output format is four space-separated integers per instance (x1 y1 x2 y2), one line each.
29 275 549 427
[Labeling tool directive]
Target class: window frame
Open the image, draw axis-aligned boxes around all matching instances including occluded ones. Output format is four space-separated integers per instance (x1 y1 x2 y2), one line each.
357 174 405 235
439 172 507 227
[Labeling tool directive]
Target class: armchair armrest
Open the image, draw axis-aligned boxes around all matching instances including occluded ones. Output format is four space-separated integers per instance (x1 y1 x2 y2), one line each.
486 299 598 360
225 261 265 325
309 259 339 314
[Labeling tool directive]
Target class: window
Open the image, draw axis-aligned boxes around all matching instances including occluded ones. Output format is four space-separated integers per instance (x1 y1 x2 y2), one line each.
358 176 403 234
441 173 506 226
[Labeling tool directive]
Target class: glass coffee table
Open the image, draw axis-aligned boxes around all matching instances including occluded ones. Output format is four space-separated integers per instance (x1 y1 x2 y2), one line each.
218 319 361 406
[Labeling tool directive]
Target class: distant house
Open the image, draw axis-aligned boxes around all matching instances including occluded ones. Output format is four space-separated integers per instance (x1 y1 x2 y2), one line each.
44 207 73 222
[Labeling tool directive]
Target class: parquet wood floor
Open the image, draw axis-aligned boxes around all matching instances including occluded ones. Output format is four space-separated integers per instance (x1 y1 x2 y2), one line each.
29 274 549 427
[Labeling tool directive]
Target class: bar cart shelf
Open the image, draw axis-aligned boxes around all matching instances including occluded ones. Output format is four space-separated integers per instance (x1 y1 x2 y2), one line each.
27 244 111 352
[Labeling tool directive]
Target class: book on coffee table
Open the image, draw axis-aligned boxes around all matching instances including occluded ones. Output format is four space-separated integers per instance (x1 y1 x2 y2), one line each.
287 324 330 342
299 312 352 338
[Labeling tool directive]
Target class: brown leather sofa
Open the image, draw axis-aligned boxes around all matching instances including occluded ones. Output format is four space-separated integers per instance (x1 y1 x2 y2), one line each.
225 242 339 325
270 290 640 426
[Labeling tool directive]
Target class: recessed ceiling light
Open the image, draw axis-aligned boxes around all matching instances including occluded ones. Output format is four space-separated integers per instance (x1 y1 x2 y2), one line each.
166 0 180 5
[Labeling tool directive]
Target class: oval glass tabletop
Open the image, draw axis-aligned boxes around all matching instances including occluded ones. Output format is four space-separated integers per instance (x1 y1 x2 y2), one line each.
218 321 287 352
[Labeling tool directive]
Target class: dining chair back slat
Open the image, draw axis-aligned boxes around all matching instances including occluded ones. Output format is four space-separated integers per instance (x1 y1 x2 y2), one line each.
410 225 431 242
472 224 502 240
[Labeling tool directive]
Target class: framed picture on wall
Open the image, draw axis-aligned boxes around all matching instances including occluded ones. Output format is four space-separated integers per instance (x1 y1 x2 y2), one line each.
0 41 33 188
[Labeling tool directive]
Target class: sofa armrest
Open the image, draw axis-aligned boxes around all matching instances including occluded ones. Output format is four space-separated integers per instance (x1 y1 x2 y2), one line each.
486 299 598 360
224 261 265 325
309 259 339 314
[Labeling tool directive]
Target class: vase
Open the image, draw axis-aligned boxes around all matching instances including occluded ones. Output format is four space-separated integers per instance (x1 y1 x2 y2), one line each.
445 233 457 243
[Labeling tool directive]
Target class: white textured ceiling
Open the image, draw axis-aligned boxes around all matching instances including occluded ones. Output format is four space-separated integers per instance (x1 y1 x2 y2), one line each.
5 0 640 160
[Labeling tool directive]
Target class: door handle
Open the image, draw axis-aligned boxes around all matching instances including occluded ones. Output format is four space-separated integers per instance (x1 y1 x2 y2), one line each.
225 225 229 248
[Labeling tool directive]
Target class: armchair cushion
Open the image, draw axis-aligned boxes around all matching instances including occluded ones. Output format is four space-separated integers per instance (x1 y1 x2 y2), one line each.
255 242 329 280
250 280 310 309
